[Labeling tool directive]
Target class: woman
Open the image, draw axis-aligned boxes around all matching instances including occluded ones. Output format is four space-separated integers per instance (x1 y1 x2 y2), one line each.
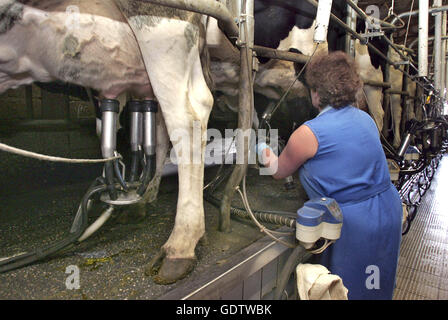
257 51 402 300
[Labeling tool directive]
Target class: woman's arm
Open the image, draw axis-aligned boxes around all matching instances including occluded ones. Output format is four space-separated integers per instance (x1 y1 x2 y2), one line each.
261 125 318 180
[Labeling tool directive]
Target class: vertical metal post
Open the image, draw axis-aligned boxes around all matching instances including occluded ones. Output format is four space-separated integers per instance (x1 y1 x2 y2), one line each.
443 11 448 99
345 0 357 56
419 0 429 77
434 0 443 91
314 0 333 43
401 64 410 135
220 0 255 232
382 49 392 139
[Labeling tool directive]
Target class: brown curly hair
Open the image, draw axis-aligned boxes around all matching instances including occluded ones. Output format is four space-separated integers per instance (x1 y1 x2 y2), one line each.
305 51 363 109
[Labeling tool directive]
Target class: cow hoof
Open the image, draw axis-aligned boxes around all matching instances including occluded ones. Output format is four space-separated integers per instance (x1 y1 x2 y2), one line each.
145 252 196 284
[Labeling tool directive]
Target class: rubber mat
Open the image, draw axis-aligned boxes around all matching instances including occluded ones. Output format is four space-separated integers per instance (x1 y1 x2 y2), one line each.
393 155 448 300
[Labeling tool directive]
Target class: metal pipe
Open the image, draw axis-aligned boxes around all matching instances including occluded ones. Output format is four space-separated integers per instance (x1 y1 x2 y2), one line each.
398 133 411 157
385 90 411 96
253 45 309 64
442 12 447 99
391 5 448 26
363 80 392 88
382 35 417 67
434 0 443 91
382 47 392 138
136 0 239 39
304 0 395 65
345 0 357 56
100 99 119 200
303 0 428 91
238 0 254 49
129 101 143 182
137 100 158 196
344 0 397 29
220 0 254 233
419 0 429 77
410 36 448 51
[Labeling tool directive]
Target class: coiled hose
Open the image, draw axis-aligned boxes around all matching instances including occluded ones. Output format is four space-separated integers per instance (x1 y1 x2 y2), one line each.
204 192 296 228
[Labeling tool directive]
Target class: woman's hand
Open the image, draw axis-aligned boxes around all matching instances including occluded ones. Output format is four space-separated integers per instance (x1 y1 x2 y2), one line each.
258 125 319 179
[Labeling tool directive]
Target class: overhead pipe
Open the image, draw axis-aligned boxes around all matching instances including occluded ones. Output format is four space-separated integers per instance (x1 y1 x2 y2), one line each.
391 5 448 26
419 0 429 77
409 36 448 50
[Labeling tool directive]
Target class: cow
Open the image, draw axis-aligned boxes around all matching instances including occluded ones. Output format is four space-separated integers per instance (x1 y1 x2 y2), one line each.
0 0 410 285
354 39 385 132
0 0 214 284
207 0 347 144
208 0 392 143
388 47 406 148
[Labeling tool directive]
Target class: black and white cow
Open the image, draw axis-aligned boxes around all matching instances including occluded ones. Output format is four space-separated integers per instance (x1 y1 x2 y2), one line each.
0 0 214 284
207 0 347 143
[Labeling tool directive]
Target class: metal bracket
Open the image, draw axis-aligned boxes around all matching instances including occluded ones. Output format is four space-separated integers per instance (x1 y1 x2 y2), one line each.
360 31 385 39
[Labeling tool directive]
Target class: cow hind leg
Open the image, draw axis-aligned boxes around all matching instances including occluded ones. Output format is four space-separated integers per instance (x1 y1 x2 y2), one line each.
391 96 402 148
129 21 213 284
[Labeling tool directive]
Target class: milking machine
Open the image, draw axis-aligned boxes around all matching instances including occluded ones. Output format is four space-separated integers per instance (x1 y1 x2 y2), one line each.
0 98 158 273
384 96 448 235
98 99 158 206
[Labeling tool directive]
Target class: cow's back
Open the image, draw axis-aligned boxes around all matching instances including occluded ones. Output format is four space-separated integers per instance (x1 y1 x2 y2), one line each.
0 0 151 98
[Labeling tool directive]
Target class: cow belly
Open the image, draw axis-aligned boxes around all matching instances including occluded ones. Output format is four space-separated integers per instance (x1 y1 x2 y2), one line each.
0 2 152 98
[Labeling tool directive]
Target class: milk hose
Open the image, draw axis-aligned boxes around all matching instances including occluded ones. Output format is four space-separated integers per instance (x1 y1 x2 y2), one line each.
0 178 107 273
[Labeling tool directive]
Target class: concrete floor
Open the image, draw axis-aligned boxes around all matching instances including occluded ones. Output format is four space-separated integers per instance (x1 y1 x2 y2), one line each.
0 152 305 299
394 155 448 300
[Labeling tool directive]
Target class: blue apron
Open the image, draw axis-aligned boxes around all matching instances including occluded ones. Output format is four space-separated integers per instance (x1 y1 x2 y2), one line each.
298 106 402 300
